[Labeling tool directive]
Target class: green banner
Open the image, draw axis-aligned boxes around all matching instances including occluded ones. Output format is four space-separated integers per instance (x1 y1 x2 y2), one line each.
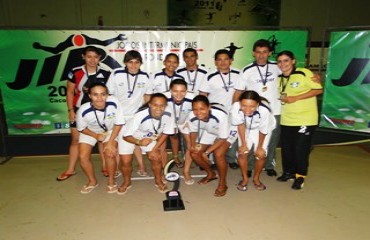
320 30 370 133
0 29 308 135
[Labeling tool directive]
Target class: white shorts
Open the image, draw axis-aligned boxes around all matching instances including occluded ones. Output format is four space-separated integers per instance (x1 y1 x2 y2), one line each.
118 115 136 155
197 125 238 145
177 122 190 135
238 129 272 154
79 130 114 146
119 136 160 154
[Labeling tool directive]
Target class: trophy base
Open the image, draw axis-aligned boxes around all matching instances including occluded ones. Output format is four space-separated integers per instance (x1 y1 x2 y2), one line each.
163 191 185 211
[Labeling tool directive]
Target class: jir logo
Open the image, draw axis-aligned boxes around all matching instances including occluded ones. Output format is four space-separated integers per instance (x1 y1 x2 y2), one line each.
332 58 370 86
6 34 126 91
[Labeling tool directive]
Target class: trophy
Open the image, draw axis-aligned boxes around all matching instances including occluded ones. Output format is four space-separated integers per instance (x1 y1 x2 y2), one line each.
162 159 185 211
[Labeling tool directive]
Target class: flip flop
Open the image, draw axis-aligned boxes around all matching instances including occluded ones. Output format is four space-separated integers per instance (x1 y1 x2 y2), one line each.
56 172 76 181
184 178 195 185
102 169 109 177
106 184 118 194
136 170 148 177
175 161 184 168
253 181 267 191
198 176 218 185
117 185 132 195
236 181 248 191
80 184 99 194
155 184 168 193
214 186 228 197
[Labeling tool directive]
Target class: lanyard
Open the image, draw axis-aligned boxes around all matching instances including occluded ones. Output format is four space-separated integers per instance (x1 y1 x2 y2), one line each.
244 114 254 134
172 101 184 125
93 106 107 132
186 69 198 91
126 72 138 98
280 75 291 93
151 116 162 135
197 119 205 144
165 74 174 92
256 63 269 86
219 71 231 92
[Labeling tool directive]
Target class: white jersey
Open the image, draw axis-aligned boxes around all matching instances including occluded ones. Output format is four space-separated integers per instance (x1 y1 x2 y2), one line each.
76 96 125 133
106 67 151 116
148 69 185 94
188 104 230 139
236 61 281 115
230 101 276 134
123 107 175 139
199 68 241 111
176 65 208 95
164 91 195 126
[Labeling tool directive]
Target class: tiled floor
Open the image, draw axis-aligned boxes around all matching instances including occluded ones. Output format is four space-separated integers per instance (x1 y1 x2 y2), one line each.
1 145 370 240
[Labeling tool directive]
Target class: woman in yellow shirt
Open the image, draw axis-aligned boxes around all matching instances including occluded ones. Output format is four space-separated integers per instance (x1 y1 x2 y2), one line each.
276 50 323 190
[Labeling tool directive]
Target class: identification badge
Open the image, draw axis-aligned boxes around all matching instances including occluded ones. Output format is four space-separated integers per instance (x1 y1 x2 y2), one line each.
150 134 158 140
195 143 202 150
262 86 267 92
280 92 287 105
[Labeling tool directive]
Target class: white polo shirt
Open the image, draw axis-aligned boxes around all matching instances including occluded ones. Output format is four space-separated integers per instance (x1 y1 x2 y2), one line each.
164 91 195 126
149 70 185 94
199 68 241 111
236 61 281 115
106 67 151 116
176 65 208 95
230 101 276 134
76 96 125 133
123 107 175 139
188 104 230 139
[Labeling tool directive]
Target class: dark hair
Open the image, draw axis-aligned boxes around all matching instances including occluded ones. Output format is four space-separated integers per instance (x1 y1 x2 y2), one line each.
192 95 210 107
124 50 143 63
253 39 272 52
88 82 108 94
276 50 296 60
182 48 198 57
169 78 188 90
83 46 102 56
214 49 232 60
164 53 179 62
150 92 168 103
239 90 269 104
138 93 167 112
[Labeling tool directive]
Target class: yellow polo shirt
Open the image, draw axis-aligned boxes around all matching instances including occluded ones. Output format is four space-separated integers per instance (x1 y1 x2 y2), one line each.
279 68 322 126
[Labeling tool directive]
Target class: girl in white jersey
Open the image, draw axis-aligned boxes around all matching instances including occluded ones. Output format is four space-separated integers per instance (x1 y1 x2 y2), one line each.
76 83 124 194
231 90 276 191
120 93 175 194
188 95 231 197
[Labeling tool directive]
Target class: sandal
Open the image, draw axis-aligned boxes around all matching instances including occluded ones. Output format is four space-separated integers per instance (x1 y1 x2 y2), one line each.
236 180 248 191
136 169 148 177
155 184 168 193
253 181 267 191
102 169 109 177
106 184 118 194
117 185 132 195
56 172 76 181
184 178 195 185
198 176 218 185
214 186 228 197
80 184 99 194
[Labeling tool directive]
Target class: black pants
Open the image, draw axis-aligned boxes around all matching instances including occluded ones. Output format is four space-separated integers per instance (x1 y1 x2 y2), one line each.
280 125 316 176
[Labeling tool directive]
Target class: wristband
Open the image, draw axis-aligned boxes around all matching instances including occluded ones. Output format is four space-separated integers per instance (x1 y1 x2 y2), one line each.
136 139 141 146
68 108 74 112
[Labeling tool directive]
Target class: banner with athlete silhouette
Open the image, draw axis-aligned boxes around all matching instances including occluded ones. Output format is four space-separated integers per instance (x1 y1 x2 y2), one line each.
320 30 370 133
0 29 308 135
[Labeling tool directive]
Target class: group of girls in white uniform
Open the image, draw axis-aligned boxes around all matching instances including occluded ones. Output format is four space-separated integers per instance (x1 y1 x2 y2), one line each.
72 48 277 197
